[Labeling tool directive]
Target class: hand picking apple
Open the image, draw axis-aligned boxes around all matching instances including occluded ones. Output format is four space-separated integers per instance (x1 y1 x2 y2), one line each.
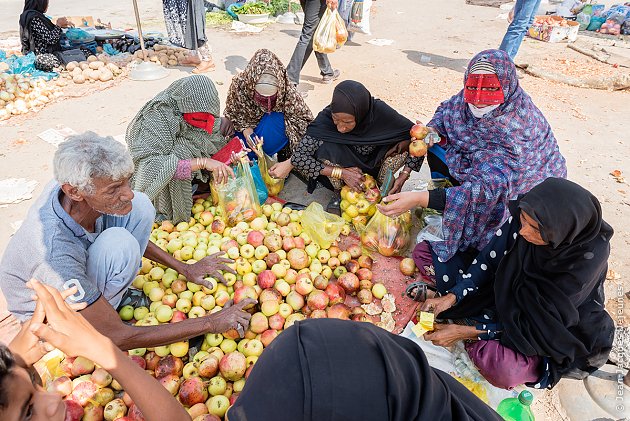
377 191 430 217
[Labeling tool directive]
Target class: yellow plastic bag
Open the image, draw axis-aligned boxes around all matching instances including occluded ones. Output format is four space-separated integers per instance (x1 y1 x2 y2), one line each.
361 209 412 256
300 202 345 249
314 7 347 53
255 144 284 197
214 156 262 226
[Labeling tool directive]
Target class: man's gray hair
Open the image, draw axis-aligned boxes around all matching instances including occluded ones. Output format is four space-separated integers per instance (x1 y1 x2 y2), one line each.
53 132 134 194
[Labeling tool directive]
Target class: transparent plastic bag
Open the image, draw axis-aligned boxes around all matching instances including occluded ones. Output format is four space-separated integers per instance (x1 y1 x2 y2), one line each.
300 202 345 249
314 8 338 53
214 156 262 226
255 144 284 197
334 9 349 47
361 210 412 257
416 215 444 243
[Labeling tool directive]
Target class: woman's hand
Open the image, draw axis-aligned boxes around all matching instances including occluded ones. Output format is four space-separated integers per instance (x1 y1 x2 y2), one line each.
421 293 456 317
341 167 364 191
220 117 235 138
385 140 410 159
204 158 234 184
377 191 426 217
269 160 293 179
56 17 74 28
388 168 412 195
424 324 477 348
9 284 87 366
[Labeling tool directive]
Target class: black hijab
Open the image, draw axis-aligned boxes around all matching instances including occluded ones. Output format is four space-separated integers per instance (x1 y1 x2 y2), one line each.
306 80 413 175
19 0 56 54
227 319 502 421
443 178 614 387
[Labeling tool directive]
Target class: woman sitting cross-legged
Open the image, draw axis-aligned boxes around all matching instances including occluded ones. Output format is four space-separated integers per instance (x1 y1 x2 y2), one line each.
417 178 615 390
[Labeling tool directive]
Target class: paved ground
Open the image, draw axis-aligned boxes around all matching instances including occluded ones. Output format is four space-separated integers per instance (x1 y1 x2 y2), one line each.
1 0 629 418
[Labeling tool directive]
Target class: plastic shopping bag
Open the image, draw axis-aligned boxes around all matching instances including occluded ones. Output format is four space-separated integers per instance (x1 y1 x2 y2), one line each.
361 209 412 257
348 0 372 35
250 161 269 205
300 202 345 249
214 156 262 226
416 215 444 243
314 7 347 53
255 143 284 197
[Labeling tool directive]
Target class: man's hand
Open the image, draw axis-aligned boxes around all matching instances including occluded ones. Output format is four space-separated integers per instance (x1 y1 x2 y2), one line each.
326 0 339 10
208 299 256 337
420 293 456 317
424 324 476 348
26 280 110 365
9 283 86 365
220 117 235 138
341 167 364 191
181 252 236 286
377 191 424 217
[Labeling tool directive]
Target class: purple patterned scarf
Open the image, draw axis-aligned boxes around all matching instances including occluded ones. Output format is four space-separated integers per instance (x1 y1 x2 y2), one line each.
428 49 567 261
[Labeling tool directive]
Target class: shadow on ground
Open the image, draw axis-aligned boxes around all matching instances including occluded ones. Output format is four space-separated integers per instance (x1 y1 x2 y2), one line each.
277 174 333 207
402 50 469 73
224 55 249 74
280 29 301 38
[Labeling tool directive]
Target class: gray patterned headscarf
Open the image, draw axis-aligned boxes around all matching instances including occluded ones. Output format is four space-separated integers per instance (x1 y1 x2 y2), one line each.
126 75 226 223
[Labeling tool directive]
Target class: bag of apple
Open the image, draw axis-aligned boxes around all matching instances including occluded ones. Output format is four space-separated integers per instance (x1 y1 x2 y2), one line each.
339 174 380 231
361 209 412 257
301 202 346 249
314 7 340 54
214 155 262 227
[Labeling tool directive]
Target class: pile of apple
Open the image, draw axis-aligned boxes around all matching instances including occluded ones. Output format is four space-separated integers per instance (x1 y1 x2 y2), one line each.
339 174 381 230
44 199 399 420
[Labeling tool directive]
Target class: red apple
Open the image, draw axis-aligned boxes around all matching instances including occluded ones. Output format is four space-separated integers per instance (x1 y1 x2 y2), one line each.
347 244 362 259
247 230 265 247
63 400 84 421
249 312 269 334
233 286 258 309
71 381 98 406
410 123 429 140
129 355 146 370
258 288 282 304
357 255 373 269
337 273 360 294
159 374 181 396
211 219 226 234
264 234 283 252
295 276 314 296
257 270 276 290
293 237 305 249
327 303 351 319
48 375 72 396
171 310 187 323
310 309 327 318
268 313 286 330
179 377 208 406
127 404 146 421
345 260 360 274
325 283 346 305
356 268 372 282
287 248 309 270
409 139 428 157
155 355 183 378
264 252 281 267
219 352 247 381
307 290 329 310
260 329 278 347
313 275 329 290
198 356 219 378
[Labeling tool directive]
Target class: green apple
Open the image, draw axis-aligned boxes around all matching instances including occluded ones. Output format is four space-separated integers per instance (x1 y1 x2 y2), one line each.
207 376 227 396
133 306 149 321
118 305 134 321
155 305 174 323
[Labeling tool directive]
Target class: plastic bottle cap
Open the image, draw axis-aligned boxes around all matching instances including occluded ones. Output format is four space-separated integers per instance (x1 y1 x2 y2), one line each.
518 390 534 406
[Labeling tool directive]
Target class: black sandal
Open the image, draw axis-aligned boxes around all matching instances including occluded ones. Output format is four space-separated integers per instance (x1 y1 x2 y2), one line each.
405 280 439 302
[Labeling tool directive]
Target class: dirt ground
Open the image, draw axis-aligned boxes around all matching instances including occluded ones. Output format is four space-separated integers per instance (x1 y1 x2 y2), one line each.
1 0 629 418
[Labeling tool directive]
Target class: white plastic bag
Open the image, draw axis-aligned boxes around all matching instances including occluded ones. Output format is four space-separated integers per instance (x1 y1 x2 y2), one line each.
348 0 372 35
416 215 444 243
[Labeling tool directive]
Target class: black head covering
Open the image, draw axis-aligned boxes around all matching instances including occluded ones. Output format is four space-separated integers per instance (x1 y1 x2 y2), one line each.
305 81 413 175
227 319 502 421
442 178 614 387
19 0 55 54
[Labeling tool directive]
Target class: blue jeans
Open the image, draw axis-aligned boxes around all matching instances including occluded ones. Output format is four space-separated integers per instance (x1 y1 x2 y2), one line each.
499 0 542 60
87 191 154 308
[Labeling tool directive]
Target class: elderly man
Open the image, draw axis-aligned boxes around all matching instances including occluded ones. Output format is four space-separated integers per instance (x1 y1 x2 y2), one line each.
0 132 253 350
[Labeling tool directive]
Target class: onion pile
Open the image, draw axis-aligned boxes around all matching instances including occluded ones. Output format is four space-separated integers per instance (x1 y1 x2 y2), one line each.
0 73 64 121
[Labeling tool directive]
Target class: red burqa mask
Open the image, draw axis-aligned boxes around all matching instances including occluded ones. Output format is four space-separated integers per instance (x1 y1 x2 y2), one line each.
183 112 216 134
463 74 505 105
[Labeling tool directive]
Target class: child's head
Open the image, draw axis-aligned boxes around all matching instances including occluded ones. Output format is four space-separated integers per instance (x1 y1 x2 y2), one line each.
0 345 66 421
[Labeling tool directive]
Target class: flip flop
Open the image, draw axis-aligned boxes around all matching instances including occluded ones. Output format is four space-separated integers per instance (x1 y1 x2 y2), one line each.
405 280 439 302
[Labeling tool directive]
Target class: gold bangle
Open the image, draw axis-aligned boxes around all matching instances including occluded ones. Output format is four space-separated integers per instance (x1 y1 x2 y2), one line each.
332 167 342 179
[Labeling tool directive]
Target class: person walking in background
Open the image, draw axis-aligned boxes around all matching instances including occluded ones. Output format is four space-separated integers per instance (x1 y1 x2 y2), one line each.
162 0 215 73
287 0 341 96
499 0 542 60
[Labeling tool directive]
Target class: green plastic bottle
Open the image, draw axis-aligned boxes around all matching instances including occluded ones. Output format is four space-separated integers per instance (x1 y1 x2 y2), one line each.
496 390 535 421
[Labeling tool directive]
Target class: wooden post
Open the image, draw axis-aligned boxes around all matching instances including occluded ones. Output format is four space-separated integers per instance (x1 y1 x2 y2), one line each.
132 0 148 61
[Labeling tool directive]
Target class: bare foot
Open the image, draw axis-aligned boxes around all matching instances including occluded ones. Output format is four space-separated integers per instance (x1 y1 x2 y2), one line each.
192 60 215 74
179 55 201 66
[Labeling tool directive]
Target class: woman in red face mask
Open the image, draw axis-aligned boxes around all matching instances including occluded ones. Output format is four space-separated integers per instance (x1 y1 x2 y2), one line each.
126 75 235 223
378 49 567 287
224 49 314 181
